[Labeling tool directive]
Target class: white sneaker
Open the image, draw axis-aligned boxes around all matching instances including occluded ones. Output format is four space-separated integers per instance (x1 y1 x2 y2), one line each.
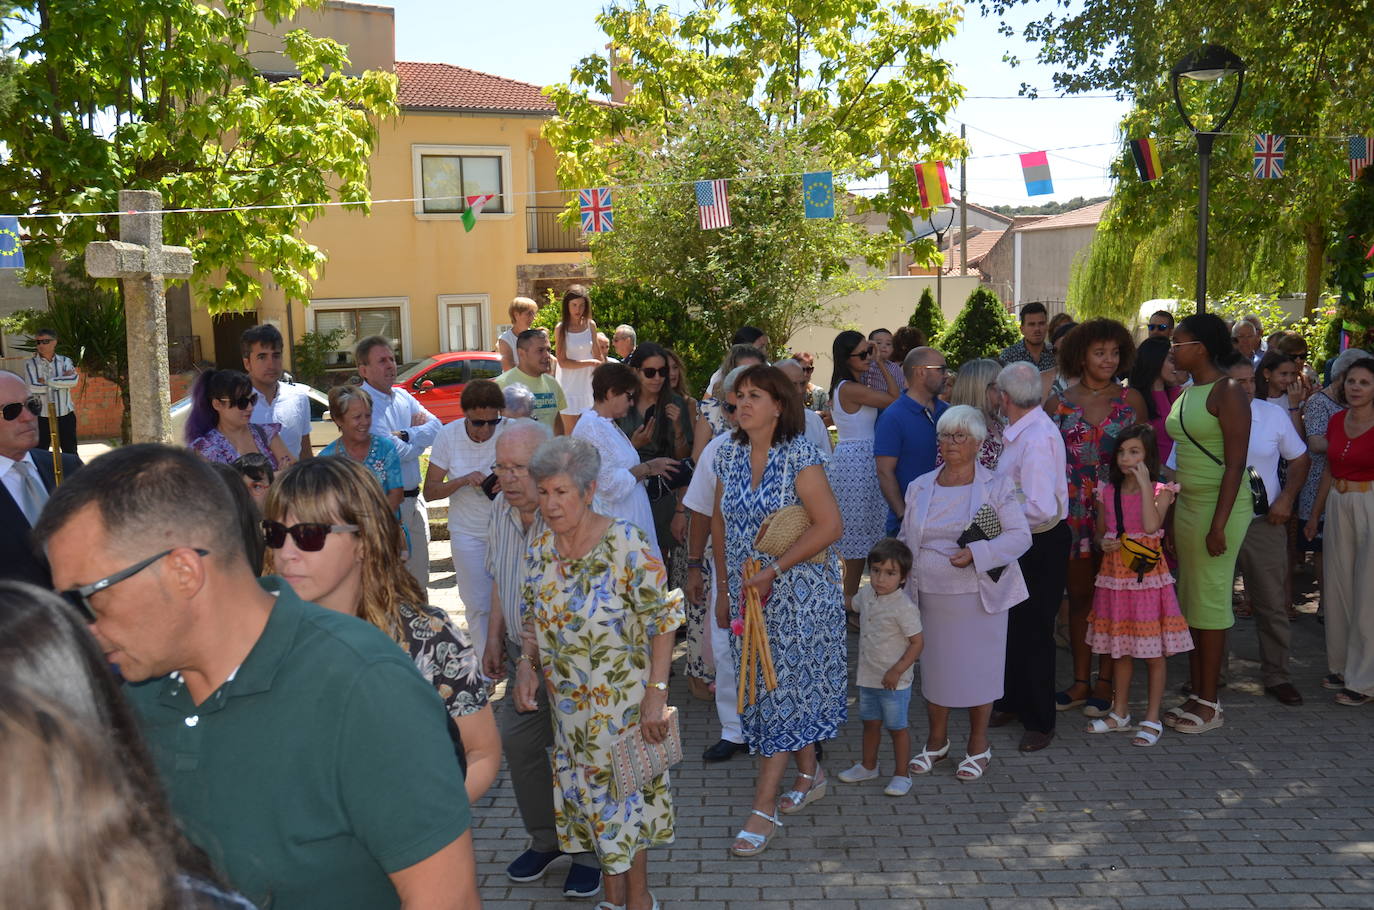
837 762 880 783
884 775 913 797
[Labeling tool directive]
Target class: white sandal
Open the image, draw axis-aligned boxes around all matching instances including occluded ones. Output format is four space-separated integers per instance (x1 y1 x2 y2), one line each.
1173 697 1223 734
730 809 781 857
908 740 950 775
1133 720 1163 747
778 767 826 815
1085 711 1133 734
956 748 992 781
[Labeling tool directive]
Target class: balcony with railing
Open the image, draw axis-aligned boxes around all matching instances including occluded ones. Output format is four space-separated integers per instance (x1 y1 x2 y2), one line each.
526 206 590 254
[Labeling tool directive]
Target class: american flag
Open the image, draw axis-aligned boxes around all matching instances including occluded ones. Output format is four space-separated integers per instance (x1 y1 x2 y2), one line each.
579 187 613 233
694 179 732 229
1252 134 1285 179
1350 136 1373 180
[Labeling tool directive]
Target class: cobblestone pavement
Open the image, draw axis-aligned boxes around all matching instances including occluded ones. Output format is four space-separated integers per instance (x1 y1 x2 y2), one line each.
425 543 1374 909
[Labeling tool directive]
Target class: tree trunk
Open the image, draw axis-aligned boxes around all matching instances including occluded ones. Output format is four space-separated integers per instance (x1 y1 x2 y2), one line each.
1304 221 1326 318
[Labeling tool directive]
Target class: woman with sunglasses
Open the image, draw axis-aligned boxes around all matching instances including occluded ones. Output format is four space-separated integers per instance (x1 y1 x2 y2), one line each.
263 457 500 801
620 344 694 577
828 329 899 618
573 363 678 559
318 385 404 513
186 369 295 470
423 379 509 662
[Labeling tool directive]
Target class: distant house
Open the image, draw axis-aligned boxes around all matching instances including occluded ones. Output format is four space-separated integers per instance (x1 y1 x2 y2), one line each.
977 202 1107 315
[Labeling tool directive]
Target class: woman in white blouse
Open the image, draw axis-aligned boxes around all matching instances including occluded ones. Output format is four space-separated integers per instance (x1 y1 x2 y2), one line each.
571 363 680 558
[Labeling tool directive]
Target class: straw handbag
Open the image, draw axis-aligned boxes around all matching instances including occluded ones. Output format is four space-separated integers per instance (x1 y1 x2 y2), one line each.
754 504 827 564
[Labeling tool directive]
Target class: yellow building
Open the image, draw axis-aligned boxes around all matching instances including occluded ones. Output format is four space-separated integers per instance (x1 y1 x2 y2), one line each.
194 1 590 369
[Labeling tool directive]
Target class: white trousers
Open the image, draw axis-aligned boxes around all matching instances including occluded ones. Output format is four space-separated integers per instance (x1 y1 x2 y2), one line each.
449 531 494 664
401 496 430 593
709 589 743 743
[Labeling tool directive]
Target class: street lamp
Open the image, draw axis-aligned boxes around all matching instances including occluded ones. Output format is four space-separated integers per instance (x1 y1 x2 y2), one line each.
1171 44 1245 315
929 204 956 315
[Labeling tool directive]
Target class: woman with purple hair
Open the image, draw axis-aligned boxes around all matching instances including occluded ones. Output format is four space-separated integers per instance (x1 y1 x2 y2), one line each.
185 368 295 469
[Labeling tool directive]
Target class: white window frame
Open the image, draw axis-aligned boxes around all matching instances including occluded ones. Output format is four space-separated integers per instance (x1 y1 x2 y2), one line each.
411 144 515 222
307 296 412 365
437 293 490 353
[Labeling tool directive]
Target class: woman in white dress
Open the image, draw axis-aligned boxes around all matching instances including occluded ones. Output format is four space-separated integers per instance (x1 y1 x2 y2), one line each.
826 330 899 616
555 284 604 433
571 362 681 558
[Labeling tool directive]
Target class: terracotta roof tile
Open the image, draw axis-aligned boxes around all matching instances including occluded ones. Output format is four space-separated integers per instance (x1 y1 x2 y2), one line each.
1015 200 1108 232
395 61 556 114
943 230 1004 275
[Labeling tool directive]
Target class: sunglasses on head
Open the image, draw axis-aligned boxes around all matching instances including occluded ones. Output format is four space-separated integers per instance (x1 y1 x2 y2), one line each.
219 393 258 410
261 520 359 551
639 366 668 379
2 397 43 421
467 417 502 427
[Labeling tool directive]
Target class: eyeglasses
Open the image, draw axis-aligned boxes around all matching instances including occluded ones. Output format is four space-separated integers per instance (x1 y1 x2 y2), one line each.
723 403 738 414
35 338 55 345
1148 323 1172 332
2 397 43 421
937 431 973 444
218 393 258 410
921 365 950 373
493 462 530 477
261 520 359 551
639 367 668 379
850 348 873 360
58 548 209 623
1170 341 1203 352
467 417 502 427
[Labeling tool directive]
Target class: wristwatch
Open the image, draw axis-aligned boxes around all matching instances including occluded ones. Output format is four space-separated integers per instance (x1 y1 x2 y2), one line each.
397 430 410 443
648 681 668 692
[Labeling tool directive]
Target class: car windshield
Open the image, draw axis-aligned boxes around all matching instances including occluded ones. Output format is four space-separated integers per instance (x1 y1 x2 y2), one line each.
395 358 434 383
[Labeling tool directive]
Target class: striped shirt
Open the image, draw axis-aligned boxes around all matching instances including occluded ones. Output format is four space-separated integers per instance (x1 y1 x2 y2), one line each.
23 354 76 416
485 492 548 643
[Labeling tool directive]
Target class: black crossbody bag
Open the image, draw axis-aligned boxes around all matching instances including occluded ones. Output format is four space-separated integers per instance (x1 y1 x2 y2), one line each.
1176 390 1268 515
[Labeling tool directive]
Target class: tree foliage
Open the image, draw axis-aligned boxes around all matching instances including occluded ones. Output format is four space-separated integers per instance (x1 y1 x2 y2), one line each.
938 286 1017 368
541 0 965 347
908 285 946 340
985 0 1374 318
0 0 398 312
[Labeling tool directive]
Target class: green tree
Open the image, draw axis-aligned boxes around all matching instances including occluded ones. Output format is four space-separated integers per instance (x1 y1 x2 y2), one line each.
908 286 946 341
291 327 348 390
939 286 1017 368
984 0 1374 318
542 0 966 347
0 0 397 312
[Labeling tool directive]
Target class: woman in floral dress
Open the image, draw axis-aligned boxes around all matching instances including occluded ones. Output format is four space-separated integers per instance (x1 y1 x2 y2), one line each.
1044 319 1148 717
513 436 683 910
711 365 845 857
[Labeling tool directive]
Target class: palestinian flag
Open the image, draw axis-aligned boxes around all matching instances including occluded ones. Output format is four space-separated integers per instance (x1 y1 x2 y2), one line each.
913 161 951 208
461 194 495 232
1130 138 1162 182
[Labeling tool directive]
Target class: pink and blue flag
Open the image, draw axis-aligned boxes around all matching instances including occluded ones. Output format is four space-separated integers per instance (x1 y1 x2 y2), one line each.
1019 151 1054 196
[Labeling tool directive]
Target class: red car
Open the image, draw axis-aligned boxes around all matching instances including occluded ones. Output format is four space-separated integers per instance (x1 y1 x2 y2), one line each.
395 351 504 423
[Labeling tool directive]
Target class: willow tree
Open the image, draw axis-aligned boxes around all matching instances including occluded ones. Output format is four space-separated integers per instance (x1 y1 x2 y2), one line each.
982 0 1374 319
542 0 965 346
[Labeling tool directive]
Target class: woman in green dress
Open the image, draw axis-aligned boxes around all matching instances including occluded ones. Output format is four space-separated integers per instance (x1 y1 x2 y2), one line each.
1164 314 1252 734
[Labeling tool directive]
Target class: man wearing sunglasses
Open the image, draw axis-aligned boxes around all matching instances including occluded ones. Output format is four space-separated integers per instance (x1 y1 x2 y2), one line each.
36 444 481 909
356 335 443 591
0 370 83 586
22 327 80 455
1147 310 1175 340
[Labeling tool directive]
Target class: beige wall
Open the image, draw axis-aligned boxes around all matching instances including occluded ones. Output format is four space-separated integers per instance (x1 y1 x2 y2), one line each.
1017 223 1097 307
245 0 395 76
788 275 981 381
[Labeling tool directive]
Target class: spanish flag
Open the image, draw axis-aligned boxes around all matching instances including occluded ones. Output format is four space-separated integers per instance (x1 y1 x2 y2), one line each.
913 161 951 208
1130 138 1162 182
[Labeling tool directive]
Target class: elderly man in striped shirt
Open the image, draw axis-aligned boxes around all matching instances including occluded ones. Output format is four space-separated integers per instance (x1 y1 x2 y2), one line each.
23 328 79 454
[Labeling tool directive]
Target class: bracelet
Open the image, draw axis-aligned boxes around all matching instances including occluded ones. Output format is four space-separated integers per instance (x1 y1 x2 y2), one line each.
516 653 536 665
686 559 705 570
767 559 783 576
648 681 668 692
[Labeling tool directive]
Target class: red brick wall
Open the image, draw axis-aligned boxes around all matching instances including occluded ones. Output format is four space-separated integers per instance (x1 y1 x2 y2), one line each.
72 370 192 440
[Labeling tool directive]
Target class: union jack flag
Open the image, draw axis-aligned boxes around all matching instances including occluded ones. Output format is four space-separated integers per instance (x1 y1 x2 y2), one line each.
579 187 613 233
1350 136 1373 180
1252 134 1285 179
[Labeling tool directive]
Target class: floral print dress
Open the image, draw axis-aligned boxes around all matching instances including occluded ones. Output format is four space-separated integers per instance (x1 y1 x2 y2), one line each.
522 519 684 874
397 603 487 773
1051 393 1136 558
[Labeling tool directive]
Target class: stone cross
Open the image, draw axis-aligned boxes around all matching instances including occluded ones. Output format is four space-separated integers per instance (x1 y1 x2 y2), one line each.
85 190 194 444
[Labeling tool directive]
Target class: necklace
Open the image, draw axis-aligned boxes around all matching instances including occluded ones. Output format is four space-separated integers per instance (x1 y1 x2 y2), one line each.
1080 380 1115 396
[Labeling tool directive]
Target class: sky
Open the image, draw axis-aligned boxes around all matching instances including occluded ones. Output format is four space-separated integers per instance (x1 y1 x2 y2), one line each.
384 0 1130 207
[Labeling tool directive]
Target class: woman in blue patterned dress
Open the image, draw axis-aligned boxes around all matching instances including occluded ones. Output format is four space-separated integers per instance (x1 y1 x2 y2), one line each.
710 364 845 858
318 385 404 513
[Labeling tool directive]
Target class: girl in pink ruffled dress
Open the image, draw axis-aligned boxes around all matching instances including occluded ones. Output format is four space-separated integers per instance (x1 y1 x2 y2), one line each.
1085 424 1193 747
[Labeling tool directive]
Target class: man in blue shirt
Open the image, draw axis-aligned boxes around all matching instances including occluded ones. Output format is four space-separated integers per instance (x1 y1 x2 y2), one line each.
874 347 950 535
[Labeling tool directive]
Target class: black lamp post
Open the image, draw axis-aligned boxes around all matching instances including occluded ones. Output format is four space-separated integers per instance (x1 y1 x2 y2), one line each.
1171 45 1245 315
929 204 956 314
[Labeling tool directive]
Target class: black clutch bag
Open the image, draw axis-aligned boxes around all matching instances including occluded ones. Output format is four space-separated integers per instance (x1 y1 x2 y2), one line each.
955 504 1006 583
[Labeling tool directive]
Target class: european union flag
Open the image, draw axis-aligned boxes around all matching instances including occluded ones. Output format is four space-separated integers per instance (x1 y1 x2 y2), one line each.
0 216 23 269
803 171 835 219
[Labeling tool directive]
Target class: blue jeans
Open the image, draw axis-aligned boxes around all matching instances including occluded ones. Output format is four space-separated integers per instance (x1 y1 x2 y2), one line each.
858 685 912 731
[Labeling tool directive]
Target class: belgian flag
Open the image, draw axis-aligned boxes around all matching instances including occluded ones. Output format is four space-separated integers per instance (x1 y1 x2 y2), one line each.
1130 138 1162 182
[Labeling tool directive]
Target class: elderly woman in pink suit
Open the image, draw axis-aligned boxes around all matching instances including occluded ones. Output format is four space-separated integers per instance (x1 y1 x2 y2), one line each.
899 405 1032 782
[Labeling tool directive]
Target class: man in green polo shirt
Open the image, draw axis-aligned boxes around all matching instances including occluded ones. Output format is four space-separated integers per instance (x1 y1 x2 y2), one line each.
495 329 567 433
37 445 480 910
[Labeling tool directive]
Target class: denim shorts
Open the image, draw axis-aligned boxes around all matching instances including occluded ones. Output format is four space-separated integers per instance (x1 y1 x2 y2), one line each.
858 685 912 730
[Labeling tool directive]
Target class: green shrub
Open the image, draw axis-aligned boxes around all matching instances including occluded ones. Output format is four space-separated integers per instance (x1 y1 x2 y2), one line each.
908 286 946 343
292 327 347 390
938 286 1019 369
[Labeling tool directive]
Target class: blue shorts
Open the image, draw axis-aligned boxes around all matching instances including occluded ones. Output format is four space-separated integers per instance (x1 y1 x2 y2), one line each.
858 685 912 730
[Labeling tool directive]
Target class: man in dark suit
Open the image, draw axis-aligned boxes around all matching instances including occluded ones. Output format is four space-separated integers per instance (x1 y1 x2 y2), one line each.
1 370 82 586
